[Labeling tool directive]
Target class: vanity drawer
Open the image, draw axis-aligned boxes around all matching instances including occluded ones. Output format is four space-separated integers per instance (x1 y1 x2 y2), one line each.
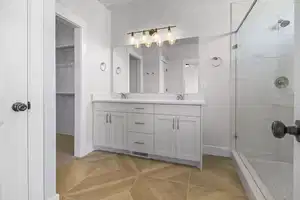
93 102 129 113
128 114 154 134
155 104 201 117
128 132 153 154
128 104 154 114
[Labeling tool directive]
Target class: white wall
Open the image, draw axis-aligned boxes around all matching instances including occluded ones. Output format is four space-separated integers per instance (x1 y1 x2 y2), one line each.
110 0 237 156
44 0 111 199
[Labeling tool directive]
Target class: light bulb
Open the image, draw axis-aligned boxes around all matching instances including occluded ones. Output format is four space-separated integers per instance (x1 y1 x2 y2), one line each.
145 41 152 48
168 27 176 45
141 31 147 44
153 30 163 47
130 32 135 45
156 40 163 47
141 31 152 48
135 41 140 48
169 39 176 45
153 31 159 41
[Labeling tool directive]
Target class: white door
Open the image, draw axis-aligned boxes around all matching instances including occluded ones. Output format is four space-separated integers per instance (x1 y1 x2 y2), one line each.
0 0 29 200
154 115 176 157
93 111 110 147
176 116 200 161
110 112 127 149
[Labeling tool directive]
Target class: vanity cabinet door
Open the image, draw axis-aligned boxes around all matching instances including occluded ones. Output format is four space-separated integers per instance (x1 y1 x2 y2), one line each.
154 115 176 158
94 111 111 147
176 116 200 161
110 112 127 150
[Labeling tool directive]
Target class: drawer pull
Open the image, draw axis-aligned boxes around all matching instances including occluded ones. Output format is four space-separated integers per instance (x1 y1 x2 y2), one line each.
135 122 145 125
134 141 145 145
133 108 144 110
173 117 175 130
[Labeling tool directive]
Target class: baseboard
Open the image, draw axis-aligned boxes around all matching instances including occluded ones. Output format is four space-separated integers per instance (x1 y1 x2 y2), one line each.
232 151 266 200
203 145 231 157
48 194 59 200
75 145 94 158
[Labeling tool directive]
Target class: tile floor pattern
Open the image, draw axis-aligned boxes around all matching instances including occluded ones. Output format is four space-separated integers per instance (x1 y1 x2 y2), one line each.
57 151 248 200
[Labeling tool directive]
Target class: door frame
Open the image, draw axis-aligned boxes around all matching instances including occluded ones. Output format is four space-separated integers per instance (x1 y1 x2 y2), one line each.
55 3 86 158
28 0 48 199
294 2 300 200
28 1 87 199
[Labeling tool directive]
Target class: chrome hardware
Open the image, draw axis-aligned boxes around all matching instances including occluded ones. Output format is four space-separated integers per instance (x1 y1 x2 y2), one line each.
135 122 145 125
120 93 128 99
106 113 108 123
177 118 179 130
133 108 144 110
12 102 28 112
173 117 175 130
176 94 184 100
134 141 145 145
271 120 300 142
109 113 112 124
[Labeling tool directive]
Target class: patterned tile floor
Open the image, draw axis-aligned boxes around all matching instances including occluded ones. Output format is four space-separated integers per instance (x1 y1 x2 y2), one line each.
57 151 248 200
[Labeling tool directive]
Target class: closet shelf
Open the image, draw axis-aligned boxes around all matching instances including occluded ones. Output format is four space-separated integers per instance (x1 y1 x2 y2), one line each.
56 92 75 96
56 44 74 49
56 63 74 67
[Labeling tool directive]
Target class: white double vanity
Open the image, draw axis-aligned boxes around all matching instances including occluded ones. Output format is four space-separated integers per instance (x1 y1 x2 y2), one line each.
92 99 204 168
92 36 204 167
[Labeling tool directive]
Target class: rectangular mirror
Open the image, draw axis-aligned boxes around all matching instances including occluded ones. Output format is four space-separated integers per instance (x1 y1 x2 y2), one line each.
113 37 199 94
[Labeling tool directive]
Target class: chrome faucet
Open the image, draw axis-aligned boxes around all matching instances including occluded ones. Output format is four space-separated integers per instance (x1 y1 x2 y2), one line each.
176 94 184 100
120 93 128 99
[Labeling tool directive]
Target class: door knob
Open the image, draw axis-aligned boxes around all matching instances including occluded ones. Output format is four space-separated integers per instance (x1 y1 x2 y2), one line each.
12 102 28 112
271 120 300 142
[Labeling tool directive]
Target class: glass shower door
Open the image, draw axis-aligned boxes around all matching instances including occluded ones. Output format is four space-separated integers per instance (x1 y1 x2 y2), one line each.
233 0 294 199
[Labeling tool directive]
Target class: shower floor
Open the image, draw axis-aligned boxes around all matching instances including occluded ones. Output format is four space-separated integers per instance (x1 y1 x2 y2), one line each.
249 159 293 200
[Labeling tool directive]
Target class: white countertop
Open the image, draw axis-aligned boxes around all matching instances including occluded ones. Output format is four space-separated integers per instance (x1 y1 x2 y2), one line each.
92 99 205 106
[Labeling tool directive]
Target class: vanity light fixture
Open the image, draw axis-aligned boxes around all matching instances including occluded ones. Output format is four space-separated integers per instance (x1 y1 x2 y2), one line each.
128 25 176 48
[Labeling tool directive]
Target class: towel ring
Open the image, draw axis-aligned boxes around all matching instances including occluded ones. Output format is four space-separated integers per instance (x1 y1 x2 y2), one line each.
211 57 223 67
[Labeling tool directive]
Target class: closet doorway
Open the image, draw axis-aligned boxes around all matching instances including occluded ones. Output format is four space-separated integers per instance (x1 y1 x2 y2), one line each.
55 16 80 167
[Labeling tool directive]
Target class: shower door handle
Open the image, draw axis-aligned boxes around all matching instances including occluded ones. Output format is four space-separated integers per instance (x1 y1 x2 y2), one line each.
271 120 300 142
